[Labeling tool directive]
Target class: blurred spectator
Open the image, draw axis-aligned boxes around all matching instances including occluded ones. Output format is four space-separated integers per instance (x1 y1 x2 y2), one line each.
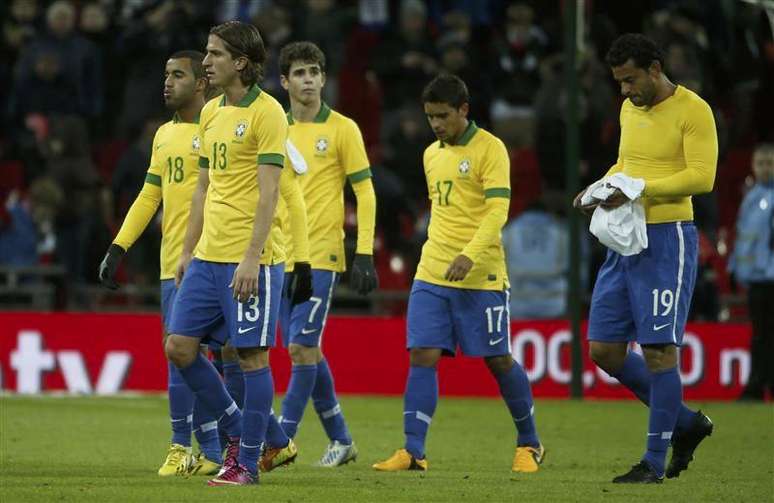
44 116 109 284
115 0 205 136
372 0 438 112
437 28 492 127
0 178 62 267
1 0 42 70
253 4 293 105
14 1 103 124
7 51 80 123
504 199 574 319
728 143 774 401
383 107 433 205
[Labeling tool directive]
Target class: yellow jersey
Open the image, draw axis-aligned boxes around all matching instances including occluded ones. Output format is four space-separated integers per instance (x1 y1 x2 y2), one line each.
274 157 310 272
606 85 717 223
416 122 511 290
286 103 374 272
196 85 288 264
113 113 201 280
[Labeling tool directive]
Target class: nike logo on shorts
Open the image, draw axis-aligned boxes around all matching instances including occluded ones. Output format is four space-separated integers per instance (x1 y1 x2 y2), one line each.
238 326 257 334
301 328 317 335
488 337 505 346
653 323 671 331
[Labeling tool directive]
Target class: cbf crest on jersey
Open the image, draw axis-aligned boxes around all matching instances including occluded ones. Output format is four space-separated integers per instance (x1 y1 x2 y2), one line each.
314 135 330 157
234 120 249 141
192 135 201 152
458 159 471 177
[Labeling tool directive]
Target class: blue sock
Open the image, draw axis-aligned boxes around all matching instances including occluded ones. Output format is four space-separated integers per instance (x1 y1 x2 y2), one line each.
192 398 222 464
168 362 193 447
177 353 241 438
280 363 317 438
495 362 540 447
613 351 697 433
643 367 682 477
312 359 352 444
403 366 437 459
223 361 245 408
266 411 290 448
238 367 273 475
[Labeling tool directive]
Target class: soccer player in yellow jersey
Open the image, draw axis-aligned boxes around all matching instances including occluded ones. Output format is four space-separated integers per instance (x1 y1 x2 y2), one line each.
98 51 223 477
373 75 544 474
263 41 377 468
163 21 287 487
574 34 717 484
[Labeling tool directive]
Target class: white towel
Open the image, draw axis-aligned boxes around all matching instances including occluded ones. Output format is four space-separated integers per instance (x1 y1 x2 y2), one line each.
582 173 648 256
285 139 308 175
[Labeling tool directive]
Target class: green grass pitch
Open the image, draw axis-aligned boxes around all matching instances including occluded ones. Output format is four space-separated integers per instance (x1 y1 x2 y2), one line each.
1 395 772 502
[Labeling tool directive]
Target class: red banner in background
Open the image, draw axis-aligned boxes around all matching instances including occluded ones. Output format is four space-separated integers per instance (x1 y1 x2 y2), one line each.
0 313 752 400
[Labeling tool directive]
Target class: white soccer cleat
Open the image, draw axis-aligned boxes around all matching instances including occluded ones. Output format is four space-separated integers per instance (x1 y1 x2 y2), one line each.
315 440 358 467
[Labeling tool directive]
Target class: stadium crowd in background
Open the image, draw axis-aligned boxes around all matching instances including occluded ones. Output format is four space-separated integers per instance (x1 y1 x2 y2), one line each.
1 0 773 323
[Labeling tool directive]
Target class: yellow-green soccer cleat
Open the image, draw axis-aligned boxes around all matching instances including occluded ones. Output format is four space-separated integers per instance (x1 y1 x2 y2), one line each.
259 439 298 472
512 444 545 473
157 444 192 476
188 452 222 476
372 448 427 472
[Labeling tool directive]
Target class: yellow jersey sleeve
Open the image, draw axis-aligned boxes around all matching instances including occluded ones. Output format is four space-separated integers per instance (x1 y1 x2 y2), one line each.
279 166 310 265
113 130 162 251
340 118 371 181
642 98 717 197
255 102 287 168
339 118 376 255
461 139 511 261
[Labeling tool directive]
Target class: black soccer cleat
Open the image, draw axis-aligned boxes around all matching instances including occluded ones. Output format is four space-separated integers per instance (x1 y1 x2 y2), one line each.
612 461 664 484
666 410 714 479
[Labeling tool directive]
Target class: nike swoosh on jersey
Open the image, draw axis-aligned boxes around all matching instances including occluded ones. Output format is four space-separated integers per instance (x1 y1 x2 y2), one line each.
238 326 257 334
488 336 505 346
301 328 318 335
653 323 671 331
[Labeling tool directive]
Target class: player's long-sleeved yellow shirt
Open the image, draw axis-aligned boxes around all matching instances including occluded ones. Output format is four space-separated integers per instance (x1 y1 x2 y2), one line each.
416 122 511 291
605 85 718 223
274 156 310 273
285 103 376 272
113 114 200 280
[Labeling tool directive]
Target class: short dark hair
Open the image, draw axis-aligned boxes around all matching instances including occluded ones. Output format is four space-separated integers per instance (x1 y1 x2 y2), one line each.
169 50 206 80
605 33 664 70
209 21 266 86
421 74 469 108
279 41 326 77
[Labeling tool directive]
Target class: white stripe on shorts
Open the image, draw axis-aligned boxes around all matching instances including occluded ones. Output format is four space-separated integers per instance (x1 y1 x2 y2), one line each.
260 265 271 346
318 271 336 348
671 222 685 344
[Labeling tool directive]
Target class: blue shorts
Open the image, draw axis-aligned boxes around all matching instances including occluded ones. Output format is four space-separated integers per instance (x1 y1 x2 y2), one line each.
406 280 511 357
280 269 338 348
588 222 698 346
161 279 226 350
168 258 285 348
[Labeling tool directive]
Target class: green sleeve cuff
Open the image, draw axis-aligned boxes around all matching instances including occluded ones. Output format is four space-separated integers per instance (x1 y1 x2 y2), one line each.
198 157 209 169
484 187 511 199
348 167 372 183
257 153 285 167
145 173 161 186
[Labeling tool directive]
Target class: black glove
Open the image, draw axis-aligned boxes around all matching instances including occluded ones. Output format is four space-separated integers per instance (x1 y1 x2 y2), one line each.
98 243 126 290
350 253 378 295
290 261 313 305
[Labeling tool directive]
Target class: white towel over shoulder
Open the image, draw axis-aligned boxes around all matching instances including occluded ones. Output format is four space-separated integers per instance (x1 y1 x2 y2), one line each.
285 139 308 175
581 173 648 256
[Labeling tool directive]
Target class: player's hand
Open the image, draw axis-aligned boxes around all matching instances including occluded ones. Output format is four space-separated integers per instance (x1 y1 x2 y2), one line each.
290 262 313 305
600 188 630 209
444 254 473 282
230 255 260 302
350 253 378 295
573 188 597 216
175 252 193 288
98 244 125 290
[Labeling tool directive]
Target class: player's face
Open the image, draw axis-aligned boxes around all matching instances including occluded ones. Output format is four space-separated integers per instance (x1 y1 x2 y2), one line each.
281 61 325 105
203 34 242 88
423 102 469 144
163 58 197 110
752 149 774 183
611 59 658 107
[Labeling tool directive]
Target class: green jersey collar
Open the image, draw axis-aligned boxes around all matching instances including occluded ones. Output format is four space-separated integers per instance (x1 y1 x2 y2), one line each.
287 102 331 125
219 84 262 108
440 121 478 147
172 112 200 124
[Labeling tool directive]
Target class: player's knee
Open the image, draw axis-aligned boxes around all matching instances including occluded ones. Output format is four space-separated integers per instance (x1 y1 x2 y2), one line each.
220 344 237 363
642 344 677 372
409 348 441 368
165 335 197 368
236 346 269 371
288 344 318 365
484 355 514 375
589 344 623 373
